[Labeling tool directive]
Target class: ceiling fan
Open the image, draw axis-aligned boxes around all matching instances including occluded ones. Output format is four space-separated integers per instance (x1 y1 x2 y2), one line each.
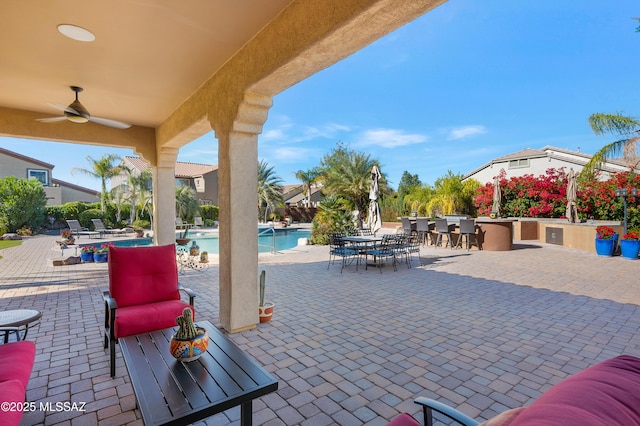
36 86 131 129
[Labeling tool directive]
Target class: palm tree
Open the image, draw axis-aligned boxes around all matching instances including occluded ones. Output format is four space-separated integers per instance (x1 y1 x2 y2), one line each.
175 185 200 223
582 113 640 176
72 154 122 212
320 144 383 215
128 169 152 223
258 160 284 221
294 168 320 206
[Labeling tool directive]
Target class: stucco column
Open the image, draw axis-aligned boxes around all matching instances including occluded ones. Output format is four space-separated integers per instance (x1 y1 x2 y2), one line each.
213 92 272 332
152 147 179 246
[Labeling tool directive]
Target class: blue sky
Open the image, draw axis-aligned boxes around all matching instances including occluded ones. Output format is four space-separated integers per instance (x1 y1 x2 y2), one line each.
2 0 638 191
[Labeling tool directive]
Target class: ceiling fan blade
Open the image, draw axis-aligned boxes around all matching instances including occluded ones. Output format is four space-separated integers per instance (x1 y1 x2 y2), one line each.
47 102 80 115
89 116 131 129
36 116 67 123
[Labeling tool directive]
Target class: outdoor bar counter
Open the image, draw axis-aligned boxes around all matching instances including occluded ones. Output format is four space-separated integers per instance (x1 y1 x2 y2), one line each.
476 217 517 251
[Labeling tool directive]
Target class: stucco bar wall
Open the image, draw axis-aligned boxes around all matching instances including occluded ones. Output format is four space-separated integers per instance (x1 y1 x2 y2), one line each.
514 219 624 254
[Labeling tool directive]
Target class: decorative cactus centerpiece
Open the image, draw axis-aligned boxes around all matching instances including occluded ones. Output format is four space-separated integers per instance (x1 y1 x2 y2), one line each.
175 308 199 339
169 307 209 362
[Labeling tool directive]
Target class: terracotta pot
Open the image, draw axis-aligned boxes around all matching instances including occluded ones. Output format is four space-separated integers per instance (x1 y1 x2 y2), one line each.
169 327 209 362
258 302 274 323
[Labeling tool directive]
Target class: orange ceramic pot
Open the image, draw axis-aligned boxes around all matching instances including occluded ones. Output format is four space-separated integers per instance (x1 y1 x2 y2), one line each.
258 303 274 323
169 327 209 362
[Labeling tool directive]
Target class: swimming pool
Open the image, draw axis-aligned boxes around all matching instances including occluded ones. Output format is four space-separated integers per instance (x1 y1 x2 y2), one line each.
189 228 311 254
82 228 310 254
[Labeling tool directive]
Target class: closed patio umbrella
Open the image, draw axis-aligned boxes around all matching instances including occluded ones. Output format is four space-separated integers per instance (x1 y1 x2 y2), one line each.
367 165 382 234
566 168 578 223
491 176 501 217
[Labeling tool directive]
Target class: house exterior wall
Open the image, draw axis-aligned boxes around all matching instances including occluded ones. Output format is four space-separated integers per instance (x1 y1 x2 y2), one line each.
0 150 52 184
44 185 62 205
470 156 577 184
200 171 219 205
467 147 633 185
60 185 99 204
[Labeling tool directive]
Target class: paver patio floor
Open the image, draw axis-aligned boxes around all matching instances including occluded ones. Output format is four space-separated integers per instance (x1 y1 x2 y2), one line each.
1 232 639 425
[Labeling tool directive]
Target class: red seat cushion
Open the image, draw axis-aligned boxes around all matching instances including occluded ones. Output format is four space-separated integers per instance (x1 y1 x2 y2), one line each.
108 244 180 308
387 413 421 426
115 301 194 338
0 341 35 388
0 379 27 426
510 355 640 426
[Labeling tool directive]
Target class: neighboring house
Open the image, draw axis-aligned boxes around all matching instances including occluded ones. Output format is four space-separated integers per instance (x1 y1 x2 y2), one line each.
281 183 323 207
464 146 637 184
113 156 219 205
0 147 99 206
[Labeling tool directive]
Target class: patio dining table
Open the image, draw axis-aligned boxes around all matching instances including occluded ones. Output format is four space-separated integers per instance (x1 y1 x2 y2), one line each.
342 235 383 268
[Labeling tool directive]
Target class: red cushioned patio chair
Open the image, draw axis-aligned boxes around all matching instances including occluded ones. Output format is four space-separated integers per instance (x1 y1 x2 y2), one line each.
388 355 640 426
104 244 195 377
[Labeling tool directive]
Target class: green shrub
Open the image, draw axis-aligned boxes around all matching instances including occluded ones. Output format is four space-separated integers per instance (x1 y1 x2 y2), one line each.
310 196 354 245
60 201 91 220
0 176 47 233
200 205 219 221
78 209 105 229
133 219 151 229
16 226 32 236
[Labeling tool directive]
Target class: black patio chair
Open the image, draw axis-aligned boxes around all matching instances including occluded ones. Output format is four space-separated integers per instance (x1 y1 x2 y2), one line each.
327 233 358 273
367 234 397 273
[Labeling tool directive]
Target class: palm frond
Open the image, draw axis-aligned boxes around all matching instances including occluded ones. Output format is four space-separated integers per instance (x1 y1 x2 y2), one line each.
588 113 640 136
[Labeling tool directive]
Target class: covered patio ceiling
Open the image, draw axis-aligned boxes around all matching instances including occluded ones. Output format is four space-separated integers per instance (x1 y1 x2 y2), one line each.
1 0 447 332
0 0 446 155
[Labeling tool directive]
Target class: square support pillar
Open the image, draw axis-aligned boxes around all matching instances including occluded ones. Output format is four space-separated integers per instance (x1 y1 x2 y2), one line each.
218 131 259 332
153 149 178 246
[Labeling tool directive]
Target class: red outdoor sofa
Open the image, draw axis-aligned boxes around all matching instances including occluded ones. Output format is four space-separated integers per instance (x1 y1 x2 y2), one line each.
389 355 640 426
0 338 36 426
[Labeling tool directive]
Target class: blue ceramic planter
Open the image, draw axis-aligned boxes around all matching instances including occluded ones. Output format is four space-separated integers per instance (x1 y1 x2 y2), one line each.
620 240 640 260
94 252 108 263
80 252 94 263
594 234 618 257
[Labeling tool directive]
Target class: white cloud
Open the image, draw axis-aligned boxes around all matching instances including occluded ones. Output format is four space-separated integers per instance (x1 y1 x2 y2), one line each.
446 125 487 140
262 119 353 144
262 129 287 140
357 129 428 148
263 146 323 164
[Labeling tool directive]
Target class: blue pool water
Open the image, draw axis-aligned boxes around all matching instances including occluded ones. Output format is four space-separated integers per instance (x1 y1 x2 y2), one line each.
190 228 311 254
82 229 310 254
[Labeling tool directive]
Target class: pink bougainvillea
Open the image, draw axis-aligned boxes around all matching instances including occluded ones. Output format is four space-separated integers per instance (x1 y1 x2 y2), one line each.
475 169 640 229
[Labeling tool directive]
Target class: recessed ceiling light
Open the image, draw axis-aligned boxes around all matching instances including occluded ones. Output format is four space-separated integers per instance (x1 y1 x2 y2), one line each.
57 24 95 42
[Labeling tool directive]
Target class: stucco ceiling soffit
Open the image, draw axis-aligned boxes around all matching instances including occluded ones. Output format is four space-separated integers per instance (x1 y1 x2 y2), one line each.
159 0 445 145
0 106 154 148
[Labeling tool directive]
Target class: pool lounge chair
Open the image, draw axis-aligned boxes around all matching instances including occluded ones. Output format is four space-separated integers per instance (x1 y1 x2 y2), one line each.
91 219 129 236
193 216 204 228
65 220 100 239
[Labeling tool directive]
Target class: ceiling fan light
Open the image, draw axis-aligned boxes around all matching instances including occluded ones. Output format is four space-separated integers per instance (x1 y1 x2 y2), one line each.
57 24 95 42
66 115 89 123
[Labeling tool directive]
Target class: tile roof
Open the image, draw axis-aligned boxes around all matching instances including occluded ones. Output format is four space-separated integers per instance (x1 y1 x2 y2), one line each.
0 147 55 169
123 156 217 177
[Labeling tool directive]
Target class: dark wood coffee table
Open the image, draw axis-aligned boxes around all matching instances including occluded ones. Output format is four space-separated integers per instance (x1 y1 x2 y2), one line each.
119 320 277 426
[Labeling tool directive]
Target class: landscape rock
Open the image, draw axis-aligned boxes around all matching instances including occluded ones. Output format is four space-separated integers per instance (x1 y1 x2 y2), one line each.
1 233 22 240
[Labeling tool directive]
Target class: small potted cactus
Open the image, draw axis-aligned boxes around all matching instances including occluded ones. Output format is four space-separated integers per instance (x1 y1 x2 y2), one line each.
169 308 209 362
258 270 274 323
